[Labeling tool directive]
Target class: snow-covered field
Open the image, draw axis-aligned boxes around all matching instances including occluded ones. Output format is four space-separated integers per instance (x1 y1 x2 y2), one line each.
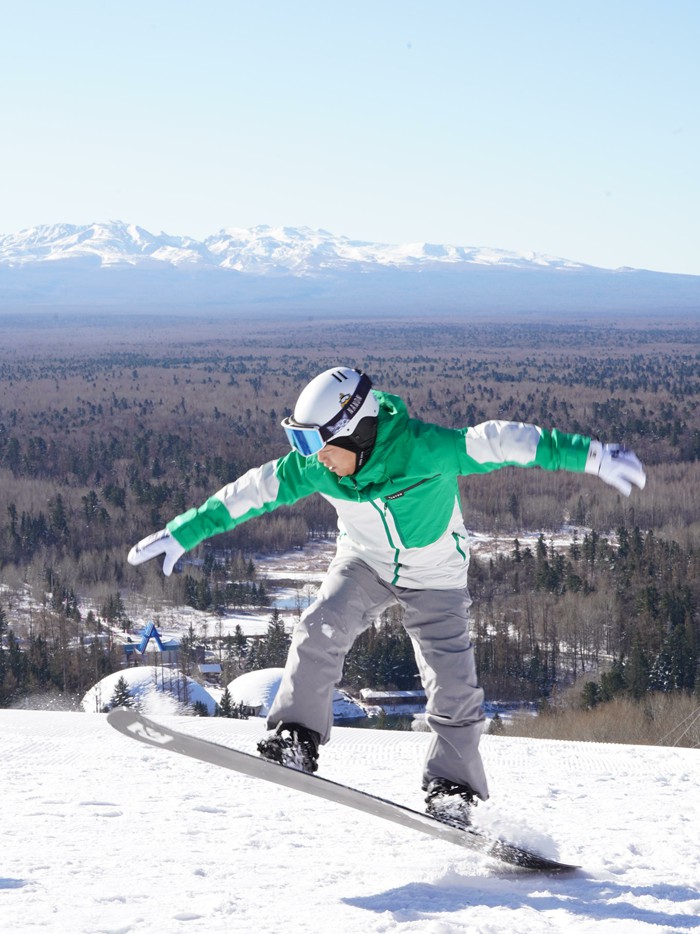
1 710 698 934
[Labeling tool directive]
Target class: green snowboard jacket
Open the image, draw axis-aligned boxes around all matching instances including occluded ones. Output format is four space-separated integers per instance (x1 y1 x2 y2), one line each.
168 391 592 589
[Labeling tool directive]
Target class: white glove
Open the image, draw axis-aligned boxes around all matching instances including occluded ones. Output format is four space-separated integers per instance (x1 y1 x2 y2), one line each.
585 441 647 496
128 528 185 577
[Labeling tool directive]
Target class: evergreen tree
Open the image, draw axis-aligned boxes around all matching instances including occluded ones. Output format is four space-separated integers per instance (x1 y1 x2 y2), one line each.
196 578 212 610
582 681 601 708
48 494 69 545
110 675 133 709
260 609 291 667
343 613 419 691
487 712 506 734
625 636 650 699
218 685 234 717
600 659 626 701
649 625 697 693
246 639 261 671
28 635 52 687
233 624 248 659
343 622 375 689
101 593 130 630
6 630 28 697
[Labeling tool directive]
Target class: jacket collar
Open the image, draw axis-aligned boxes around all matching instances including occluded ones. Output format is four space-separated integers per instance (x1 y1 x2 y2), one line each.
338 391 408 490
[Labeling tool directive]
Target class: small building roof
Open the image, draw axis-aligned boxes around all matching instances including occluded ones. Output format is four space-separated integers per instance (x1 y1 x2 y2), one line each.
124 622 180 657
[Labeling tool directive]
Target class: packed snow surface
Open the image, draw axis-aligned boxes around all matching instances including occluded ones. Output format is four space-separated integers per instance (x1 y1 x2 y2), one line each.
1 710 698 933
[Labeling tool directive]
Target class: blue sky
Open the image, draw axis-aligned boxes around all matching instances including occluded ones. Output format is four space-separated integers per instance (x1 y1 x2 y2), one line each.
1 1 697 274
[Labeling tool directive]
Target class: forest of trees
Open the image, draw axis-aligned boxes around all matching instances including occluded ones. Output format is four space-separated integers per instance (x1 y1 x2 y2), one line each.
0 314 699 732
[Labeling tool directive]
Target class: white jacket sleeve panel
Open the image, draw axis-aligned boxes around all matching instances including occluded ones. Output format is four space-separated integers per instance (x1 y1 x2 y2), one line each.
465 421 543 466
212 461 282 520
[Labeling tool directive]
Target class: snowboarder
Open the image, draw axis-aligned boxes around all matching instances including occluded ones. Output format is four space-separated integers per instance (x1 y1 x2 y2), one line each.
128 366 646 826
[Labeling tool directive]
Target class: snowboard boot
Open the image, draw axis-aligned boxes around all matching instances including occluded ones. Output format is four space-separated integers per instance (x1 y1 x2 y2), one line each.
257 722 320 774
424 777 476 828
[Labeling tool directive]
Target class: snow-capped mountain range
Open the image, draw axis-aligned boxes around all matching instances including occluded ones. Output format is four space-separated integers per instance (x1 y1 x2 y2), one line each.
0 221 698 315
0 221 587 274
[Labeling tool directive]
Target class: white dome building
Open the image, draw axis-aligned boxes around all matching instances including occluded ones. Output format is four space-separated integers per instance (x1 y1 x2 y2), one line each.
82 666 218 716
227 668 367 721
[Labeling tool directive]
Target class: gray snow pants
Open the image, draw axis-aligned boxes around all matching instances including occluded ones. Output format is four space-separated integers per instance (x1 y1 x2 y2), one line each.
266 555 489 800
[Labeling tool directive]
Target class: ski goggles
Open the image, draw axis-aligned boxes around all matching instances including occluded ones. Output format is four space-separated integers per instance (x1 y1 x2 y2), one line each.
281 373 372 457
281 421 327 457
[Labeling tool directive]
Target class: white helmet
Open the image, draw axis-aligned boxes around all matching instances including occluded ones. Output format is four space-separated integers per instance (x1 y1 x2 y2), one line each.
282 367 379 459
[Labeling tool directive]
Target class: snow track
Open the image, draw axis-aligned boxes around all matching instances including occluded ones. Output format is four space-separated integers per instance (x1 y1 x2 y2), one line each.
1 710 699 934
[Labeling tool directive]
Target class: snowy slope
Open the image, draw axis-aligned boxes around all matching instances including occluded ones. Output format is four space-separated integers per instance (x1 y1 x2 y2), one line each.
1 710 698 934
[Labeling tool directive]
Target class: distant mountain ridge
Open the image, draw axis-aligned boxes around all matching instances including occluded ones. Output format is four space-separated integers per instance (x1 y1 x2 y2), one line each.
0 220 698 315
0 221 588 273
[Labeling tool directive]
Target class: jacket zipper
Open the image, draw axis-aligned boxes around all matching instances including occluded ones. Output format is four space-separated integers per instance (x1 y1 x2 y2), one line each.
383 475 440 501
